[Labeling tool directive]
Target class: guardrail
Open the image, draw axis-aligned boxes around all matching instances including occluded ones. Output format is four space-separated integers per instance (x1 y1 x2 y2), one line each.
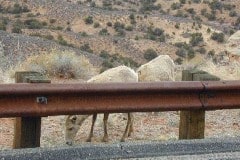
1 81 240 116
1 71 240 149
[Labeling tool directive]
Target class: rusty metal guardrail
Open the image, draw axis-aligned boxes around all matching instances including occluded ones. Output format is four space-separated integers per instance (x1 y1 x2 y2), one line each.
0 81 240 118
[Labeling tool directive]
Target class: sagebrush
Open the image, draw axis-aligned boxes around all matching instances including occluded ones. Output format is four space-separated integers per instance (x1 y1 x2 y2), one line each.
17 50 97 79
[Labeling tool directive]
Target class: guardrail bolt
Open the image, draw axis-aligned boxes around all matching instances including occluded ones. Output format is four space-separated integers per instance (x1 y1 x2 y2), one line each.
36 97 48 104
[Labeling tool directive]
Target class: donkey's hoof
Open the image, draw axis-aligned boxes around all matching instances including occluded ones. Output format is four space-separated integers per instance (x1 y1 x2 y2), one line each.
86 138 92 142
102 136 109 142
120 138 125 142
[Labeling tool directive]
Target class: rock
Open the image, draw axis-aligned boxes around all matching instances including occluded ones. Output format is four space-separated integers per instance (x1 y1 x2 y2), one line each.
226 30 240 56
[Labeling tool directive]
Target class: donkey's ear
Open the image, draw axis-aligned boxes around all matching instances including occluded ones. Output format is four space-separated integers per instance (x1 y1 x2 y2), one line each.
70 115 77 123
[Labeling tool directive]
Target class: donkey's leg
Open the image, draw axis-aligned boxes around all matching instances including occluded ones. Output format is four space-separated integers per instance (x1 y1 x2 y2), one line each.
86 114 97 142
121 113 133 142
102 113 109 142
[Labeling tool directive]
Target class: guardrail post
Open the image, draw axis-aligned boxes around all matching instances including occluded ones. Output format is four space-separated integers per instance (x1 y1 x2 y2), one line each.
13 71 50 148
179 70 220 139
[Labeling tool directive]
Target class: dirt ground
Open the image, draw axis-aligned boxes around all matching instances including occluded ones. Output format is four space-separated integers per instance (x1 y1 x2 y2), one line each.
1 109 240 150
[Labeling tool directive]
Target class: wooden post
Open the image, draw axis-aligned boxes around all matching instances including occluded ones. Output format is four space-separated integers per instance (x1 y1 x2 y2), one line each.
13 71 50 148
179 70 220 139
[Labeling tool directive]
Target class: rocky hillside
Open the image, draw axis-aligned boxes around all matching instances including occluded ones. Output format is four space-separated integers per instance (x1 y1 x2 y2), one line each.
0 0 240 76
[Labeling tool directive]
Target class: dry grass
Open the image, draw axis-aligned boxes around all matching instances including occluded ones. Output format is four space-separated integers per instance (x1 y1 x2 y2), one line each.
16 49 97 79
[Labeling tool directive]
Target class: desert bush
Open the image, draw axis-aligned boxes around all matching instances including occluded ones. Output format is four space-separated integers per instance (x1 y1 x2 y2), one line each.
102 0 112 10
57 35 67 46
171 2 182 10
79 32 88 37
93 22 100 28
115 29 126 37
49 19 56 24
17 50 96 79
186 8 195 14
80 43 93 53
129 13 135 20
145 27 166 42
175 42 195 59
125 25 133 31
144 49 158 61
229 11 237 17
207 50 215 57
99 51 139 72
0 23 6 31
189 33 203 46
211 32 225 43
24 19 43 29
175 57 183 65
30 33 54 40
106 22 112 27
27 13 35 17
175 23 180 29
139 0 160 13
114 22 125 31
179 0 186 4
174 10 187 18
99 28 109 36
7 3 30 14
196 47 206 54
12 20 24 33
209 0 222 11
84 16 93 24
223 4 235 11
90 2 96 7
191 0 201 3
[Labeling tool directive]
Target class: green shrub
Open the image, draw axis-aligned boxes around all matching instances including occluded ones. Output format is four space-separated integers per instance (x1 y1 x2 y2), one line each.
79 32 88 37
12 20 24 33
211 32 225 43
90 2 96 7
93 22 100 28
0 23 6 31
84 16 93 24
175 57 183 65
80 43 93 53
49 19 56 24
24 19 43 29
106 22 112 27
27 13 35 17
30 33 54 40
9 3 30 14
229 11 237 17
102 60 113 68
191 0 201 3
100 50 110 59
207 50 215 57
99 28 109 36
115 29 126 37
209 0 223 11
114 22 125 30
129 13 135 20
189 33 203 46
139 0 160 13
171 2 182 10
179 0 186 4
186 8 195 14
125 25 133 31
144 49 158 61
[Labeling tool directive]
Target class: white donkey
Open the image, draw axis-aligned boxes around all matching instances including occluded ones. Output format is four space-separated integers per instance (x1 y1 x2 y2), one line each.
65 66 138 145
